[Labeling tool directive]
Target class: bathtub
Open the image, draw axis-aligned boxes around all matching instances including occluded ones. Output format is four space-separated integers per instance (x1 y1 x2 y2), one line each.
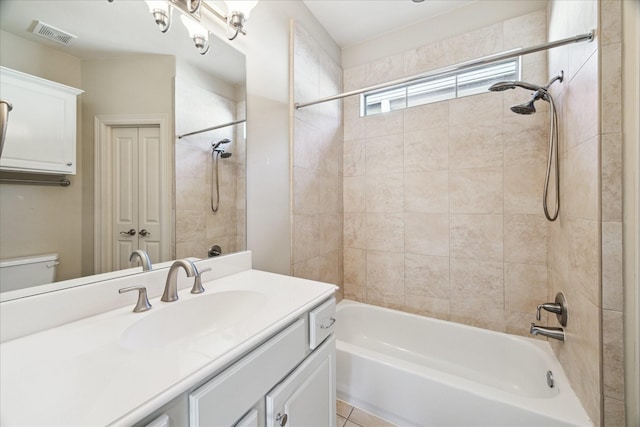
336 300 592 427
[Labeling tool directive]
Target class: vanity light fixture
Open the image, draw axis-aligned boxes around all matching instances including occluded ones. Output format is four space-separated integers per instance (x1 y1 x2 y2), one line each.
180 14 210 54
142 0 258 47
145 0 172 33
223 0 258 40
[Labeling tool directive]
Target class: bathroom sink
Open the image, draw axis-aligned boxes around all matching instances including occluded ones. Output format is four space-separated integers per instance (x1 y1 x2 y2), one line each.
120 290 268 350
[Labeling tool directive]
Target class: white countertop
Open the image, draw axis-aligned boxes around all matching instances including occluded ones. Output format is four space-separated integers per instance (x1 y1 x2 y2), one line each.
0 269 336 426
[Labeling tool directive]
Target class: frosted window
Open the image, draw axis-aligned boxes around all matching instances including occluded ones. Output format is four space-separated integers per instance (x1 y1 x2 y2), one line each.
362 57 520 116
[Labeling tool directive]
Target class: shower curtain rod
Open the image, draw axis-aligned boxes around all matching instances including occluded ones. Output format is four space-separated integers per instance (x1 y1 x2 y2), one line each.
177 119 246 139
295 30 595 110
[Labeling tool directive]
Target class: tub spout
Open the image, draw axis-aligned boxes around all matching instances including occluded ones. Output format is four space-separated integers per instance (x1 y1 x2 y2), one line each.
530 323 565 341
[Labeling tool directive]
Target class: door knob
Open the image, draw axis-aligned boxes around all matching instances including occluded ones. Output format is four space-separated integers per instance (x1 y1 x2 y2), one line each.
139 229 151 237
120 229 136 236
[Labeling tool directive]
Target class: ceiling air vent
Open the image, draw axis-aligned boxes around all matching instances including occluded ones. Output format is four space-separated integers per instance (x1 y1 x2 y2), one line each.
31 21 76 46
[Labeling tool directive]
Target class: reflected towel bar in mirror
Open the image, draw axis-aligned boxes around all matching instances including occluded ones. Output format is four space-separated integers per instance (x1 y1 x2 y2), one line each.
0 178 71 187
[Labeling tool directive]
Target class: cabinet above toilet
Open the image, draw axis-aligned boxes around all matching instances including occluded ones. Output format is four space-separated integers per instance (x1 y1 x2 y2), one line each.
0 67 83 175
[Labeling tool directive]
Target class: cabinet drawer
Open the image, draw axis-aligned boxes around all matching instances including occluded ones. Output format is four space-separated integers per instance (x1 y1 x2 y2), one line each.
309 298 336 350
189 320 306 426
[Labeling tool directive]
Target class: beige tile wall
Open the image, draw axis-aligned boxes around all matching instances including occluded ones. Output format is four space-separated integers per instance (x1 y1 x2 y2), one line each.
599 0 625 422
175 78 246 258
291 23 344 292
342 10 550 337
546 0 624 425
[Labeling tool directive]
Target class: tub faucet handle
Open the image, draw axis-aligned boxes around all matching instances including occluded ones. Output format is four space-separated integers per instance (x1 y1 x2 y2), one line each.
535 292 568 326
191 267 211 294
536 302 562 320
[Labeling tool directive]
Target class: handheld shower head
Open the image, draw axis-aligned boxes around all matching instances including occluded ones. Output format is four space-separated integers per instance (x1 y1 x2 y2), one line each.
488 81 542 92
510 100 537 115
211 138 231 150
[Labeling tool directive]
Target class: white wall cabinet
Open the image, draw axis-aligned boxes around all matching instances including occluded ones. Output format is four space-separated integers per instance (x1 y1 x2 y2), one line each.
0 67 82 175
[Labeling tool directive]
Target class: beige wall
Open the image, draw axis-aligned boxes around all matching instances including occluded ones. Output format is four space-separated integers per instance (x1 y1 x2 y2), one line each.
291 22 343 292
546 0 625 425
0 30 83 281
622 0 640 425
342 0 548 69
174 65 245 258
341 10 550 337
239 1 340 275
80 55 175 275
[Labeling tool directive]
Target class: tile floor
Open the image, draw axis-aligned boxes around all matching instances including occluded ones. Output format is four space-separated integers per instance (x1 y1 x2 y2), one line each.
336 399 398 427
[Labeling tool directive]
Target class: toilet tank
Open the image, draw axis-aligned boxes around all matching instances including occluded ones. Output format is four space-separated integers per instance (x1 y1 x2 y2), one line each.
0 253 59 293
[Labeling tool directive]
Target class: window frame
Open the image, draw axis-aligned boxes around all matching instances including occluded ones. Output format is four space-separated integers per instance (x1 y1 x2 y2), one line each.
360 55 522 117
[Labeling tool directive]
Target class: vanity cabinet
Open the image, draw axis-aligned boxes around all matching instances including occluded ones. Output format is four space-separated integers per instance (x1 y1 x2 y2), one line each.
0 67 82 175
141 297 337 427
191 298 337 427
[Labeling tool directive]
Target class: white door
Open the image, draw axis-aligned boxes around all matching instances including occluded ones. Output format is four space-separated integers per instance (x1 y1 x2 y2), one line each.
111 126 163 271
266 336 336 427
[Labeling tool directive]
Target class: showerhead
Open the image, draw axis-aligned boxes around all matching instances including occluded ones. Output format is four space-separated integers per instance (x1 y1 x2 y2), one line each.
211 138 231 150
488 81 542 92
490 72 564 115
510 100 537 115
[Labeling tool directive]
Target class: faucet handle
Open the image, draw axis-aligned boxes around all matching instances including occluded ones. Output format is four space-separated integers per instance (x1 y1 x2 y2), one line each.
119 286 152 312
536 302 562 320
536 292 568 326
191 267 212 294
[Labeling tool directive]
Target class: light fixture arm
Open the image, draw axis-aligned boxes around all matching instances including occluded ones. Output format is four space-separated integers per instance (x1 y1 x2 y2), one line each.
226 12 247 40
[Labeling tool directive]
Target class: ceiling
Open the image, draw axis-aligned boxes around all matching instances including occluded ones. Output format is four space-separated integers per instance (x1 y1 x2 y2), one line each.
302 0 476 48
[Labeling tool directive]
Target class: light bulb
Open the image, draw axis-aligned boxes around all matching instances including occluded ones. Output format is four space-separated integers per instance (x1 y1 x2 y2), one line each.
145 0 172 33
180 15 210 54
224 0 258 20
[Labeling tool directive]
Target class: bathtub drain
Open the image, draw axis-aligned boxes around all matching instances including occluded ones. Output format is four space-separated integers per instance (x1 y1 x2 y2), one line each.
546 370 554 388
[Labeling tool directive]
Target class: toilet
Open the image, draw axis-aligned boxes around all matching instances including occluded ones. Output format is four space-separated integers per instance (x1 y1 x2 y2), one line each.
0 253 59 293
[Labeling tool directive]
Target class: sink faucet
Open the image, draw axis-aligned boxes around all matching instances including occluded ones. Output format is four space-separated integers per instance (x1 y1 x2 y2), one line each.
130 249 152 271
530 323 565 341
161 259 197 302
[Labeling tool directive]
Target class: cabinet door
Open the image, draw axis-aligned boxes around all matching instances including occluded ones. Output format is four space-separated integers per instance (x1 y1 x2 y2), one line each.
0 67 82 175
189 320 306 427
266 336 336 427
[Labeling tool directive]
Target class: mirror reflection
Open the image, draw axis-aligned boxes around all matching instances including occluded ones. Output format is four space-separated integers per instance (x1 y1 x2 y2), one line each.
0 0 246 298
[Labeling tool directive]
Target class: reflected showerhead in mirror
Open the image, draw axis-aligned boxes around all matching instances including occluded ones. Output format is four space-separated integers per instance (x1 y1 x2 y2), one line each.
211 138 231 150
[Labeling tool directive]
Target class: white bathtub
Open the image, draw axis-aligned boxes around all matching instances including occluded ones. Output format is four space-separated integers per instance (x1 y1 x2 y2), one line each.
336 300 592 427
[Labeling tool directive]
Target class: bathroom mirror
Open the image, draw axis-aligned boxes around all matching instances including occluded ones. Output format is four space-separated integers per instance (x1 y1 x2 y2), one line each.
0 0 246 300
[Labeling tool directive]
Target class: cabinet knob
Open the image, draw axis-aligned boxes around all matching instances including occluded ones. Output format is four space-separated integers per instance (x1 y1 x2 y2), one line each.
276 413 288 426
66 161 73 166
